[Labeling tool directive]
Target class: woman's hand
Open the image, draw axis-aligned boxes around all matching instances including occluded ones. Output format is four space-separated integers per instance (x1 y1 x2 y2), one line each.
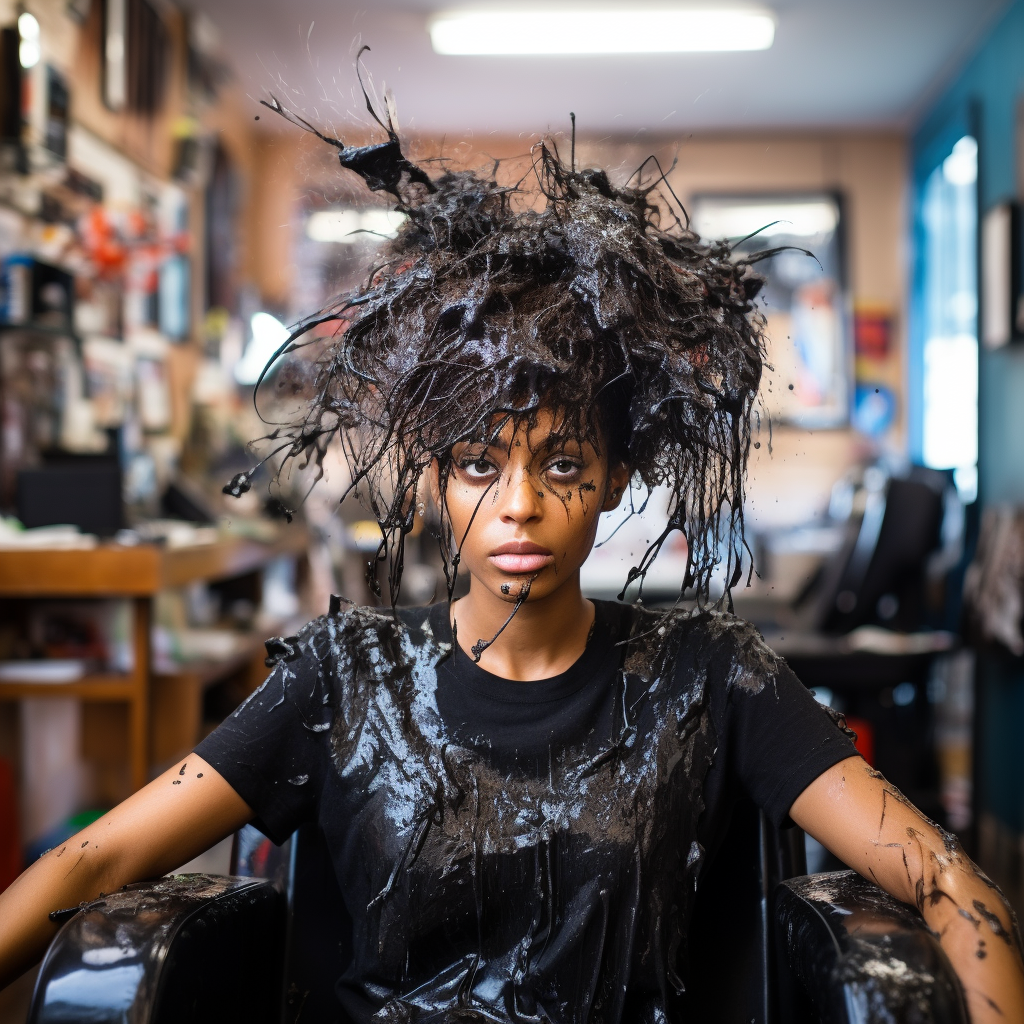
0 754 252 990
792 755 1024 1024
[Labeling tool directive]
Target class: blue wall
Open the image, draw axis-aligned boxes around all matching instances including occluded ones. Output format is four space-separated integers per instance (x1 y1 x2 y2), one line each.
913 0 1024 836
914 0 1024 506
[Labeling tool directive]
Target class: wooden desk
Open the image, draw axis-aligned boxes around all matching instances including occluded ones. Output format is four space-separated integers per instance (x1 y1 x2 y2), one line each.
0 529 308 792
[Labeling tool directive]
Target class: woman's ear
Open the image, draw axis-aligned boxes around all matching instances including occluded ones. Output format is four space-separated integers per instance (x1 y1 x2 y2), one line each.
601 462 631 512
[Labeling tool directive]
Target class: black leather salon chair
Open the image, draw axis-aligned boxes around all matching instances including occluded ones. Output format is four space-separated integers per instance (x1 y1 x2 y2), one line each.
24 798 967 1024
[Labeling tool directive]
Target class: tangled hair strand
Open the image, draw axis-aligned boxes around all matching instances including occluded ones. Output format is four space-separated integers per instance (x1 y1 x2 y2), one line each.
228 69 773 611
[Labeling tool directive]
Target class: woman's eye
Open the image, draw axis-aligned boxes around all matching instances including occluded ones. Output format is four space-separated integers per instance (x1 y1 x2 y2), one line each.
461 458 496 479
547 458 582 480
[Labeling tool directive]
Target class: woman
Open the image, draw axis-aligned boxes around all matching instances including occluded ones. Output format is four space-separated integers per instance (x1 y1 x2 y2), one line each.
2 90 1022 1023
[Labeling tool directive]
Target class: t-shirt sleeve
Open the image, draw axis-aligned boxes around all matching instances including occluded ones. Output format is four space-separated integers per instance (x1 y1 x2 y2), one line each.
708 619 861 827
194 625 337 844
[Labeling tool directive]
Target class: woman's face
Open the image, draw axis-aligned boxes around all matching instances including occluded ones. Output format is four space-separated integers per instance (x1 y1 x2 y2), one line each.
441 408 630 604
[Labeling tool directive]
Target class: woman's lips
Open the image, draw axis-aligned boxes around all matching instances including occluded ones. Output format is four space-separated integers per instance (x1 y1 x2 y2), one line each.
488 542 554 574
489 552 555 574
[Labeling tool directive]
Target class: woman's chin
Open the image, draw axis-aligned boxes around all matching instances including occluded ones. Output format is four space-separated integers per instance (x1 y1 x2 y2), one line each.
481 567 578 604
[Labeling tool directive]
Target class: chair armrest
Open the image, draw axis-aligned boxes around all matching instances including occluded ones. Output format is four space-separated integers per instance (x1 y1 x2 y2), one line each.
29 873 285 1024
775 870 969 1024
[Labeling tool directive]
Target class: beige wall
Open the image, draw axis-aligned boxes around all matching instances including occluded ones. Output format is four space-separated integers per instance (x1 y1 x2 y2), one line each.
574 132 909 532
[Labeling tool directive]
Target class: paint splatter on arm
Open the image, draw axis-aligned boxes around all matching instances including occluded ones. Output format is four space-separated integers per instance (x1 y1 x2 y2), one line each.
792 756 1024 1024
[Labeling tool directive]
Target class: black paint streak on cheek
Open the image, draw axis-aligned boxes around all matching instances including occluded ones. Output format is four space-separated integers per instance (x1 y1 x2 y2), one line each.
979 992 1004 1016
959 907 982 927
974 899 1015 945
576 480 597 509
547 483 572 520
179 763 187 776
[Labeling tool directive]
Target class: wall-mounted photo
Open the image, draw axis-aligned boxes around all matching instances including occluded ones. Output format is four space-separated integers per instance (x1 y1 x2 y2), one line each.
691 192 849 429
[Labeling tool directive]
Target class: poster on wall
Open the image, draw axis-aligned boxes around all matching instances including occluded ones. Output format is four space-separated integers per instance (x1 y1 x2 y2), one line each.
691 192 850 429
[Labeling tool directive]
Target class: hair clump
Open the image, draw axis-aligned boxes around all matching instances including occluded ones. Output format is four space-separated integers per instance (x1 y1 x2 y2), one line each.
233 76 770 609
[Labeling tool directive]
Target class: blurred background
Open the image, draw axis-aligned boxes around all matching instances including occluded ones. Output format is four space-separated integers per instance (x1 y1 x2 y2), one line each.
3 0 1024 1012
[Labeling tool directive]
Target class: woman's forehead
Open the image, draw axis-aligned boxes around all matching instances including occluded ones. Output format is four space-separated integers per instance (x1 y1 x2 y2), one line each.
471 407 589 449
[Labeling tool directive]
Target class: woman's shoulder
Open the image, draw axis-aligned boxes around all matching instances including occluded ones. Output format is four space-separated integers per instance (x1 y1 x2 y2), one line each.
263 598 449 678
621 603 785 696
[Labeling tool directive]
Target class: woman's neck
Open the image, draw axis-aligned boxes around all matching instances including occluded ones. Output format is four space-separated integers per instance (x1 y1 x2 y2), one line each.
451 575 595 681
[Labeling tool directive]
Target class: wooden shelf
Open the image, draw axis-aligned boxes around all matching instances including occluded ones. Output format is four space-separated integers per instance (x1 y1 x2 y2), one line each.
155 640 267 690
0 546 161 596
0 530 310 792
0 527 308 597
153 614 304 691
160 530 309 590
0 674 134 700
0 321 79 340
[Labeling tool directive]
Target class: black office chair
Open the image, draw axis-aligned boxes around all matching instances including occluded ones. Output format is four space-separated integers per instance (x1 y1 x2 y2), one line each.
24 798 967 1024
807 466 952 637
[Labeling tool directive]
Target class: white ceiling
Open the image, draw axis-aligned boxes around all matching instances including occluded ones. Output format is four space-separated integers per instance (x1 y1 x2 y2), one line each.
196 0 1009 136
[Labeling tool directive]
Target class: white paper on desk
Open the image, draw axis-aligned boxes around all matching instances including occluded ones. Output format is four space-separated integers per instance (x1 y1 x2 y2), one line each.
0 660 87 683
0 521 98 550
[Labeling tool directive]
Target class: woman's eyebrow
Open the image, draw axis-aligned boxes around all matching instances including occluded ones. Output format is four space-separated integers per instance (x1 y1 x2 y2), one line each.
536 437 584 456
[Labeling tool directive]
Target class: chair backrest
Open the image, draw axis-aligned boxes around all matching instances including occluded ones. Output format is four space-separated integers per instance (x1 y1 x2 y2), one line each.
687 798 806 1024
233 822 352 1024
234 798 805 1024
811 468 947 634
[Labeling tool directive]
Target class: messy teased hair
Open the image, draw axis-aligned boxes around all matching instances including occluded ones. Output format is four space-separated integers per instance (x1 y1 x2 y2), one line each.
227 62 777 609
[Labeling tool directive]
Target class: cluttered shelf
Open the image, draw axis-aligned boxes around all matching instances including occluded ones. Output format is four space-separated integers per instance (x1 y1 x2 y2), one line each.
0 525 311 792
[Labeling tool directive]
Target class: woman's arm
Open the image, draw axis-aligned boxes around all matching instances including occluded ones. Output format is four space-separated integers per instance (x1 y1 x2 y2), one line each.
791 755 1024 1024
0 753 252 990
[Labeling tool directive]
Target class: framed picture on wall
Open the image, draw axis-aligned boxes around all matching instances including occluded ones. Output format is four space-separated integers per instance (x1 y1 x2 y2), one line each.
690 192 850 428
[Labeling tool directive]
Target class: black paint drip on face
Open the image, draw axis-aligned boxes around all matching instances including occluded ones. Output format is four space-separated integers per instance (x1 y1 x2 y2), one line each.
469 576 536 662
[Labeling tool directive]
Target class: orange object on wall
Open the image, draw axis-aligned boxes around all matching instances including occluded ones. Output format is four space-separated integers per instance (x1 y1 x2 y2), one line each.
853 305 893 359
844 715 875 766
0 756 21 892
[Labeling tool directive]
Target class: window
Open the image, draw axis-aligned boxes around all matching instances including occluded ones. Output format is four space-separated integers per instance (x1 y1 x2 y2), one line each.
919 136 978 501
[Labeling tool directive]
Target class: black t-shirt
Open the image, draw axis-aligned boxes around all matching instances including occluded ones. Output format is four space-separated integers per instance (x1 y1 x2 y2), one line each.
196 599 857 1024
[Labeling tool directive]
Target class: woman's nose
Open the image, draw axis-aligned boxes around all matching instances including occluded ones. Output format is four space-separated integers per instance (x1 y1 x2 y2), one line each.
498 467 543 523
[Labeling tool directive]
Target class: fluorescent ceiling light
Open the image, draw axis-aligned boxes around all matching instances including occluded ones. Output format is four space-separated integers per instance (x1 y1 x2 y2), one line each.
694 201 837 240
306 208 407 244
430 7 775 55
